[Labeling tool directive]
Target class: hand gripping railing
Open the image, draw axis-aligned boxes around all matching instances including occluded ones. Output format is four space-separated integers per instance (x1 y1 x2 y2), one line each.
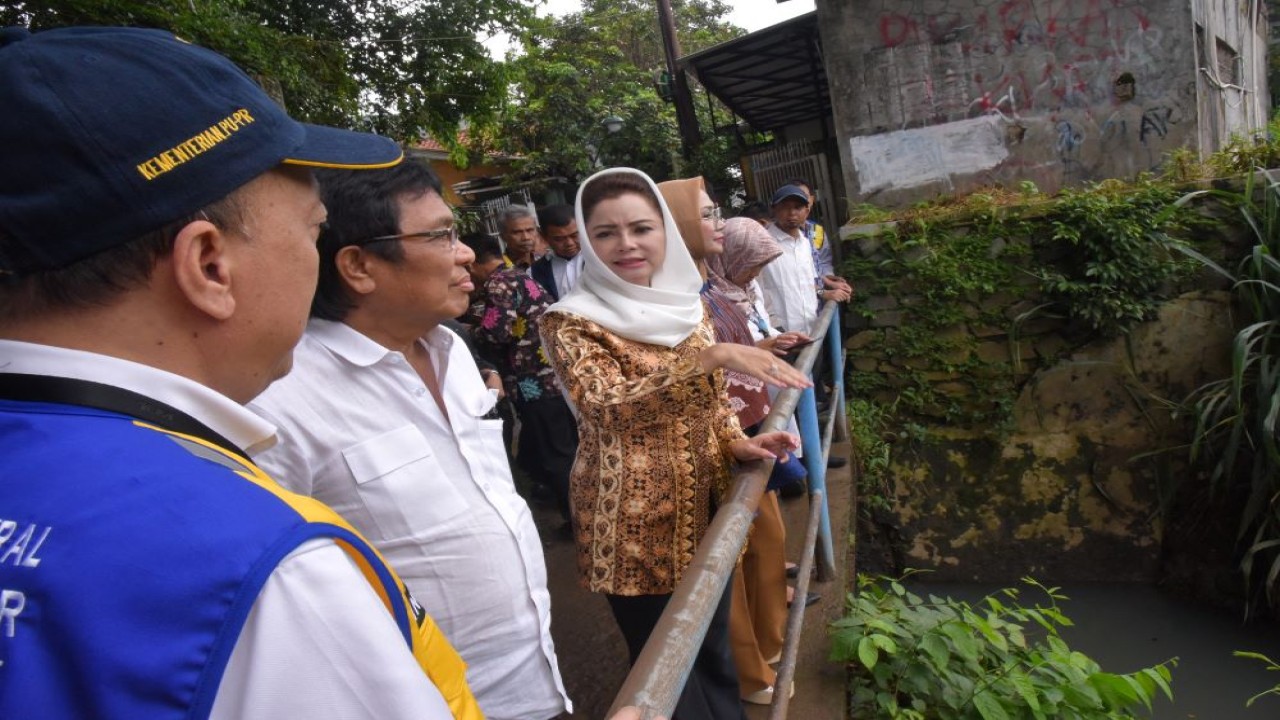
607 301 846 719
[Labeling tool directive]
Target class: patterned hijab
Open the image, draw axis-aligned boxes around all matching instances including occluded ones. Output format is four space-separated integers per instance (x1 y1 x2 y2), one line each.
546 167 704 348
706 216 783 317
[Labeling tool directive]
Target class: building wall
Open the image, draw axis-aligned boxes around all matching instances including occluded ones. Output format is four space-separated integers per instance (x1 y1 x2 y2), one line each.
407 149 516 206
817 0 1267 207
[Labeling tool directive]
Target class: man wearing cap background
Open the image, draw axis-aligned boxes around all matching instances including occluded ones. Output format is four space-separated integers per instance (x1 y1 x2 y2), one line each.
756 183 851 335
757 183 851 468
782 176 849 297
248 157 572 720
0 25 479 720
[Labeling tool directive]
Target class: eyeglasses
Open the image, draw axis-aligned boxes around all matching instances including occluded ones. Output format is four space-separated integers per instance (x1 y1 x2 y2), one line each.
350 226 460 250
700 206 725 225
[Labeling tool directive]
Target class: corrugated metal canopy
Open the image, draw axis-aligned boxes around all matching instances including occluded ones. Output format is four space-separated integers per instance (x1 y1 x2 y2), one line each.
680 11 827 132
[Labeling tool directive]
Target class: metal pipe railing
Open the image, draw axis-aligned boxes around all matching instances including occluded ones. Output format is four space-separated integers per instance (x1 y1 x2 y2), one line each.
767 489 824 720
607 301 845 719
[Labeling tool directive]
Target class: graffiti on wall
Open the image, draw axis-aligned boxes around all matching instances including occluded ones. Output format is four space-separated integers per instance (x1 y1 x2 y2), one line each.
852 0 1196 197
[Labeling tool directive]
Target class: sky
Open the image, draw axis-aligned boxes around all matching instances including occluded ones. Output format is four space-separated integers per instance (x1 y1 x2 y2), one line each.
481 0 816 58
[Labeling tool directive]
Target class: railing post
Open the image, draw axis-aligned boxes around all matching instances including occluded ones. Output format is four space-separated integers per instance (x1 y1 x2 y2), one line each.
796 308 837 582
828 305 850 443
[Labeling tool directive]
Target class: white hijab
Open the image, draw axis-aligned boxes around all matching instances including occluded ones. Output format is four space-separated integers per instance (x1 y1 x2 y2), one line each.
546 167 705 348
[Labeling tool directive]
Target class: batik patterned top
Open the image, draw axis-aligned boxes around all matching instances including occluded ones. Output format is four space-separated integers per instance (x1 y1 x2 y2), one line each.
473 268 563 403
540 311 746 595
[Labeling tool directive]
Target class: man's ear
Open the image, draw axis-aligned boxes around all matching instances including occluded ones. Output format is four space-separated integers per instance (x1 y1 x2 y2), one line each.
171 220 236 320
334 245 377 296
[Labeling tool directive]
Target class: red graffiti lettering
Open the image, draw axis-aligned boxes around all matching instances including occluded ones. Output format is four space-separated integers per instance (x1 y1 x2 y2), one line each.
879 13 918 48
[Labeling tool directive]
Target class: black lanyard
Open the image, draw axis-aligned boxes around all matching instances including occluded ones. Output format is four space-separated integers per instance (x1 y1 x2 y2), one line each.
0 373 250 461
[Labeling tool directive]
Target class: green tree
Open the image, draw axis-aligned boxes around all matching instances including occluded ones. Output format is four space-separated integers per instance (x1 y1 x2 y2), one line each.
490 0 744 189
1 0 533 148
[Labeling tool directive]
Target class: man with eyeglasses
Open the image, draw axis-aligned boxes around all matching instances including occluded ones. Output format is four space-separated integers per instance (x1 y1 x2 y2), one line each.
248 158 571 720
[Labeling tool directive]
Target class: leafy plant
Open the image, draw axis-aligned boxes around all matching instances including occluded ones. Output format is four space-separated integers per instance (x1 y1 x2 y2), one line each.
1176 169 1280 614
832 574 1176 719
1233 650 1280 707
1206 112 1280 178
1037 176 1198 338
847 399 894 516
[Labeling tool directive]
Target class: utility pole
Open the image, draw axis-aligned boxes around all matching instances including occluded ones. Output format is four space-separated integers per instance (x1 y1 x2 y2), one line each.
656 0 701 159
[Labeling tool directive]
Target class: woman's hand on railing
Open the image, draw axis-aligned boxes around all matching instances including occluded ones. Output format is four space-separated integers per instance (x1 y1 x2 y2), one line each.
699 343 812 389
729 430 801 463
757 331 812 357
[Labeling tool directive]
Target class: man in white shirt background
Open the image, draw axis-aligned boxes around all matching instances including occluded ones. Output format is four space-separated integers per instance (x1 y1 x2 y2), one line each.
756 183 851 333
249 157 571 720
757 183 852 467
530 203 583 301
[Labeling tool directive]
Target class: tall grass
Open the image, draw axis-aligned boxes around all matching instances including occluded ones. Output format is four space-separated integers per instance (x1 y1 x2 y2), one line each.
1177 169 1280 615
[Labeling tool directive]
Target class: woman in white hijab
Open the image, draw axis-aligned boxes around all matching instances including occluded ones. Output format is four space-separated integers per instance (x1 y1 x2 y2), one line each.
540 168 806 720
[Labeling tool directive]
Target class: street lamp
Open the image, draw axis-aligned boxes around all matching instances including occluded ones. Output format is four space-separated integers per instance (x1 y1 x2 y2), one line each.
587 115 626 169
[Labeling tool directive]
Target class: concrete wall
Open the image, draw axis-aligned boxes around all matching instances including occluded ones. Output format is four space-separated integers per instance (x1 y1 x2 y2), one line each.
816 0 1268 207
843 218 1237 582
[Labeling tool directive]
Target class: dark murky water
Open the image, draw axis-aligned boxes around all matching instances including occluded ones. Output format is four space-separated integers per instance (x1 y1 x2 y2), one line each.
911 583 1280 719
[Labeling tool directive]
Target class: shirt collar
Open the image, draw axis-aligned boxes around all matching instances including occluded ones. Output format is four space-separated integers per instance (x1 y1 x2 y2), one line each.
0 339 278 455
307 318 453 368
767 222 804 243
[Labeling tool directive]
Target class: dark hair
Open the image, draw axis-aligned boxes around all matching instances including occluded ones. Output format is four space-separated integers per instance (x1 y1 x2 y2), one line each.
311 158 444 321
579 172 661 224
462 233 503 264
740 201 770 222
0 193 244 323
537 203 575 230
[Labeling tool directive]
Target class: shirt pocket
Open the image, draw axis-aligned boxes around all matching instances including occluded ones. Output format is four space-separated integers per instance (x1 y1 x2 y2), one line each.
474 418 518 495
341 425 467 540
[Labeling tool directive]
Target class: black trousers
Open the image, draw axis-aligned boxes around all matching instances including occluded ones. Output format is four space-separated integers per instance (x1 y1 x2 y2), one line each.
605 582 747 720
513 394 578 521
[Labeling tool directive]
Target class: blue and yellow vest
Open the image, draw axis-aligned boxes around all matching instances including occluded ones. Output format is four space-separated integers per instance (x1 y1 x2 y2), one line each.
0 399 482 720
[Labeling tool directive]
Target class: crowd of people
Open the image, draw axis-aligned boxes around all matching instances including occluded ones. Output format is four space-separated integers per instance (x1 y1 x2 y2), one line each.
0 26 848 720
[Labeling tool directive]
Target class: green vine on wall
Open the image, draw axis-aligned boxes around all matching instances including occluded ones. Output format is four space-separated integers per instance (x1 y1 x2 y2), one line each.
842 175 1206 436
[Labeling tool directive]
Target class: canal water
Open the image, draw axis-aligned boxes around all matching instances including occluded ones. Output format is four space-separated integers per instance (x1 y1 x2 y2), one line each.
912 582 1280 718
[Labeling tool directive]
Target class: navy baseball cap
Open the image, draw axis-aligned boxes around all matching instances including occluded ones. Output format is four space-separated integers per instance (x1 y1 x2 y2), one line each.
0 26 404 276
770 184 810 207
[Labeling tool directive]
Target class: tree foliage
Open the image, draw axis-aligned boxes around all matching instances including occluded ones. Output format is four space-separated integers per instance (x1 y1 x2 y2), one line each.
1 0 533 148
488 0 744 188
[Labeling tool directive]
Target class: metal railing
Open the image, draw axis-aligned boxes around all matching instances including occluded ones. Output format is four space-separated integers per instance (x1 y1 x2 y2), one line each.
608 301 847 719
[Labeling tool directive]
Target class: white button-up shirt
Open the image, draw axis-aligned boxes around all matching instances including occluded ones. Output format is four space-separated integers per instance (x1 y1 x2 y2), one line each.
249 319 570 720
757 222 820 334
550 252 583 297
0 340 452 720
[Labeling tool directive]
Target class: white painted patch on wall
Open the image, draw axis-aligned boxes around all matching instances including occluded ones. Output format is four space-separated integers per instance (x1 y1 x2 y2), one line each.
850 115 1009 194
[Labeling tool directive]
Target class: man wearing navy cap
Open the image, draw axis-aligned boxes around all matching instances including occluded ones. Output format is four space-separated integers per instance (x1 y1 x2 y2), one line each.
756 183 851 336
757 182 851 468
0 26 479 720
